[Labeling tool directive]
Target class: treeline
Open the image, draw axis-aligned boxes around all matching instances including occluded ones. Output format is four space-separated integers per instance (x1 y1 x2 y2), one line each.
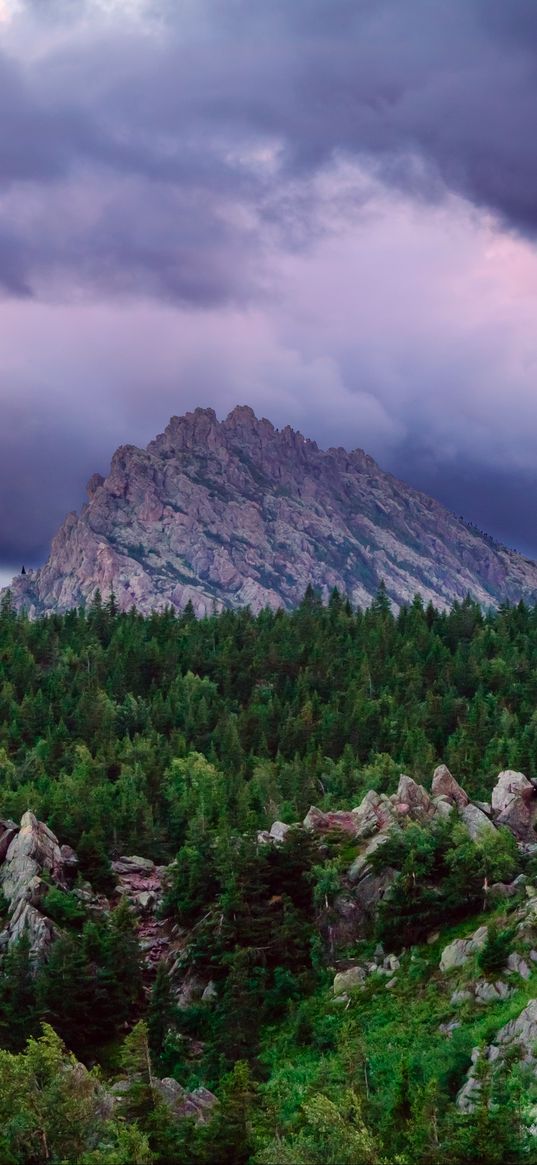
0 584 536 862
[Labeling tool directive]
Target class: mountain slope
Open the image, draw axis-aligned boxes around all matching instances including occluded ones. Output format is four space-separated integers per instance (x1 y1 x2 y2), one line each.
7 404 537 615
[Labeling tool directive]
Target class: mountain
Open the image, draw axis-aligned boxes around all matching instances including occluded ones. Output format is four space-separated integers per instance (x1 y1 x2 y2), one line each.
7 404 537 615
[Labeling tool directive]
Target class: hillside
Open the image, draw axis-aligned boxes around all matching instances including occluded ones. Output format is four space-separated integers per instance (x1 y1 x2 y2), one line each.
0 597 537 1159
6 405 537 615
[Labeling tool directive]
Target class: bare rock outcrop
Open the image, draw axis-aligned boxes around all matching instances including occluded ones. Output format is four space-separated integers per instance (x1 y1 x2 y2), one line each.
439 924 489 972
7 405 537 619
491 770 537 840
0 812 78 964
431 765 469 809
457 1000 537 1112
111 855 172 983
460 802 496 840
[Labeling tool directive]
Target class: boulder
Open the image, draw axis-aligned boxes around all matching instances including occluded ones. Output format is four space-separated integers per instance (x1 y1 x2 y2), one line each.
333 965 366 995
145 1077 218 1124
393 775 434 821
492 999 537 1062
60 844 79 883
506 952 531 980
491 770 537 840
489 880 519 899
440 925 488 972
201 980 218 1003
451 989 473 1006
431 796 454 819
474 979 512 1004
111 855 155 876
269 821 291 843
460 802 496 840
431 765 469 808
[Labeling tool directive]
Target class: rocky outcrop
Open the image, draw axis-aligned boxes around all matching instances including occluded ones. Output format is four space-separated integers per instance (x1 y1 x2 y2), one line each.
491 770 537 840
0 812 78 965
431 765 469 809
457 1000 537 1112
439 925 489 972
111 855 172 984
294 763 537 949
459 802 496 840
152 1078 217 1123
7 405 537 619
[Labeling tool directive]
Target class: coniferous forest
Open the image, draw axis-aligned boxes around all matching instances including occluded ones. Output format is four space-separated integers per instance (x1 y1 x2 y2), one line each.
1 586 537 1161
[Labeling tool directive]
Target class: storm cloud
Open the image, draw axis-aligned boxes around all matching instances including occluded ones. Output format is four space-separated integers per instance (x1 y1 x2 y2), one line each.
2 0 537 567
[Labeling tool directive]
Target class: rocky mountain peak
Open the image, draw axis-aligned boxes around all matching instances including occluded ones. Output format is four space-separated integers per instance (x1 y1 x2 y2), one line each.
5 404 537 618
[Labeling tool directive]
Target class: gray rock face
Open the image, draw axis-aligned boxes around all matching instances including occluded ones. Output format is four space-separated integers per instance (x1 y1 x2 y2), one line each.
457 1000 537 1112
460 802 497 840
491 770 537 840
111 855 171 979
474 979 512 1004
506 952 532 980
7 405 537 618
0 812 75 964
440 925 488 972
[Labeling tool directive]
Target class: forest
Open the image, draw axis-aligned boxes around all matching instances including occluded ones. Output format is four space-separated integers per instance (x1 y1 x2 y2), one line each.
0 585 537 1161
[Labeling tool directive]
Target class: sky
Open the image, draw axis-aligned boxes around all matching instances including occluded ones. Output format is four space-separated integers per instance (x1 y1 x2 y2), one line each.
2 0 537 576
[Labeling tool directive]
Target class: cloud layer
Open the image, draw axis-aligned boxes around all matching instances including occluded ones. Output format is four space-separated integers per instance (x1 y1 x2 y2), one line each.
2 0 537 564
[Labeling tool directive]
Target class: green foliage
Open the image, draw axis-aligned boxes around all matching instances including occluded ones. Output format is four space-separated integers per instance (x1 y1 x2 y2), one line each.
372 817 521 948
42 886 87 928
1 593 536 861
477 921 514 976
37 904 142 1056
3 596 537 1161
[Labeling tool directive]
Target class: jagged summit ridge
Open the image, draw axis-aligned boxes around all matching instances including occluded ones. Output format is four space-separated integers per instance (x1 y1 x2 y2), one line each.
6 404 537 616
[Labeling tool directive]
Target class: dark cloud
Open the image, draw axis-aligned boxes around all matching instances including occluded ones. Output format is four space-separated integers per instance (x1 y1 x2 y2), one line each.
389 446 537 562
0 399 102 564
2 0 537 304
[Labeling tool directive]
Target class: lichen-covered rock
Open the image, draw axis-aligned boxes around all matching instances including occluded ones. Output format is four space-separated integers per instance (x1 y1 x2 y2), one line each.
348 833 391 883
440 925 488 972
333 965 366 995
506 952 532 980
0 821 19 863
1 812 67 908
451 989 473 1006
0 899 60 966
